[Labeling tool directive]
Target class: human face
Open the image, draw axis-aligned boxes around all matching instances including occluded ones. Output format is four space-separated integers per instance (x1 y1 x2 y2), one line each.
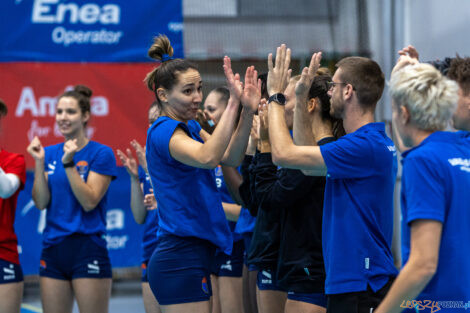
452 87 470 131
161 69 202 122
203 91 226 125
328 68 346 119
56 96 88 137
284 79 297 129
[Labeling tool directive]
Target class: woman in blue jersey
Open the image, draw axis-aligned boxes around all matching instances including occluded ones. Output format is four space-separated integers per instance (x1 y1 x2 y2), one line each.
376 56 470 312
117 103 161 313
203 87 244 313
27 85 117 313
143 35 261 313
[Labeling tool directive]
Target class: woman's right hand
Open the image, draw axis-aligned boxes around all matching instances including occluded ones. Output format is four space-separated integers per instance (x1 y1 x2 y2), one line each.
295 52 322 102
27 136 45 161
116 148 138 178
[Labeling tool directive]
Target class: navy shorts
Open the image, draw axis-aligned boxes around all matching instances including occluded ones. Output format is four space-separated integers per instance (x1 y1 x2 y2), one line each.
256 269 283 291
288 291 327 308
148 235 216 305
39 234 112 280
0 258 23 284
141 260 150 282
212 240 244 278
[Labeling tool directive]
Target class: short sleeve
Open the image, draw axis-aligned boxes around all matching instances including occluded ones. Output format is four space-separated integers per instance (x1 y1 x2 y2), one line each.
188 120 202 134
4 153 26 188
148 118 187 164
138 166 146 184
403 156 446 224
320 134 375 179
89 145 118 179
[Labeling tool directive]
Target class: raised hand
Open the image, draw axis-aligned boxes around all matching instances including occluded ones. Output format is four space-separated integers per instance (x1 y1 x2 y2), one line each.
295 52 322 101
398 45 419 60
144 189 157 210
241 66 262 113
392 55 419 75
27 136 45 161
258 99 269 142
267 44 292 96
62 139 78 164
130 140 147 171
247 114 259 155
223 56 243 101
116 148 138 178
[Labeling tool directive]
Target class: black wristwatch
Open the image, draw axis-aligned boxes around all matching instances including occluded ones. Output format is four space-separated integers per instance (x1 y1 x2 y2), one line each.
268 93 286 106
63 160 75 168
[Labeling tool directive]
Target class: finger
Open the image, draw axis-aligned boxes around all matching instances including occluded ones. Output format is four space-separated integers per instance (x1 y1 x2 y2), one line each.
287 68 292 83
126 148 133 159
268 53 274 72
275 46 281 71
257 77 262 93
308 54 316 75
285 48 291 74
244 66 251 86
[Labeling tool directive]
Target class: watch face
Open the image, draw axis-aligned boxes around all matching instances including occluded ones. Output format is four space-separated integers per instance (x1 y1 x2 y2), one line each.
270 93 286 105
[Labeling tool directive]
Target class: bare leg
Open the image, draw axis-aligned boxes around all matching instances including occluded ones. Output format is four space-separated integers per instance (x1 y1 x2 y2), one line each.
0 282 23 313
257 288 286 313
161 300 211 313
284 299 326 313
142 282 161 313
211 275 221 313
40 277 74 313
248 269 259 313
218 276 243 313
72 278 112 313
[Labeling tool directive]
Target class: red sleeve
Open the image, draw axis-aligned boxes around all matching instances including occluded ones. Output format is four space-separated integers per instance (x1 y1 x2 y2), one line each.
4 153 27 189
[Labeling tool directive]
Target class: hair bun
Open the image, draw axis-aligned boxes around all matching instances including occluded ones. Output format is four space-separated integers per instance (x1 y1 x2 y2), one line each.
148 34 174 62
74 85 93 99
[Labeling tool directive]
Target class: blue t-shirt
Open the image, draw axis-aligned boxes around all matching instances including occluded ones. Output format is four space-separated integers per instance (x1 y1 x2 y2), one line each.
138 166 159 262
214 165 243 243
320 122 398 295
234 208 256 235
43 141 117 247
145 116 233 255
401 131 470 300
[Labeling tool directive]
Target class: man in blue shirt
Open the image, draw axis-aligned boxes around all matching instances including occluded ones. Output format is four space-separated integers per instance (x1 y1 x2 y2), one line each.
266 45 397 312
376 56 470 313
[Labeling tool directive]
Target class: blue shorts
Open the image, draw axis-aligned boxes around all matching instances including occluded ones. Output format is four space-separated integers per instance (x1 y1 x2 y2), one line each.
0 259 23 284
212 240 244 277
148 235 216 305
287 291 327 308
39 234 112 280
256 269 283 291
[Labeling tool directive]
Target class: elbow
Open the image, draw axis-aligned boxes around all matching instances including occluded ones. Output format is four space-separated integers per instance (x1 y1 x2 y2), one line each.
271 151 289 168
409 256 438 283
82 200 99 212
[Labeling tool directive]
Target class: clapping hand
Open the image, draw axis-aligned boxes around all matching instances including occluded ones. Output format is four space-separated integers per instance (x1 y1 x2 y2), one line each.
267 44 292 97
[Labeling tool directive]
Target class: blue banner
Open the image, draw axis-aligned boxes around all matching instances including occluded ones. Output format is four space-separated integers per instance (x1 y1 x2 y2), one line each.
15 168 145 275
0 0 183 62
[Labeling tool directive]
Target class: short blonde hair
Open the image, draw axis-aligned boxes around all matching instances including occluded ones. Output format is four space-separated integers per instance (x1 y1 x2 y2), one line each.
390 63 459 131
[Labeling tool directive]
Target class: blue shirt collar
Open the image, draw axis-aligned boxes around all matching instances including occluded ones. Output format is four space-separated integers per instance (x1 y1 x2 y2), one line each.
354 122 385 133
402 130 469 158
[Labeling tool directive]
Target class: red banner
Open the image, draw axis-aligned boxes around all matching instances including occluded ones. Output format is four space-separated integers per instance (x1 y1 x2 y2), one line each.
0 62 156 168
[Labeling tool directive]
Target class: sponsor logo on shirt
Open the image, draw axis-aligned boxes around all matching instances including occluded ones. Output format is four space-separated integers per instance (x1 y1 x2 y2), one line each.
387 145 397 156
3 264 16 280
448 158 470 173
87 260 100 274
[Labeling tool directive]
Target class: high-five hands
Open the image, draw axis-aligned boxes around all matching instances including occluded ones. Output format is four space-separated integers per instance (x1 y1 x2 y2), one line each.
267 44 292 97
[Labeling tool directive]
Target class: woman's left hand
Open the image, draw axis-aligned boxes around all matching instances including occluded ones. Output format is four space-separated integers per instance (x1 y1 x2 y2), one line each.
241 66 262 113
62 139 78 164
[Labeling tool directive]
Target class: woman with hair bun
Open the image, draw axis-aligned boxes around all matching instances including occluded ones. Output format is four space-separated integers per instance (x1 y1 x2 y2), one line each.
27 85 117 313
144 35 261 313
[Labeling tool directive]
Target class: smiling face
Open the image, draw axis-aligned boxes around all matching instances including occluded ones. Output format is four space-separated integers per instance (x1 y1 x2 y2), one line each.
56 96 89 137
203 91 226 125
158 68 203 122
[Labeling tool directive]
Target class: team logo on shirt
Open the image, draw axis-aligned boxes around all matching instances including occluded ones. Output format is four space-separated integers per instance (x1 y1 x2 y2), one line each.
40 259 47 269
215 165 223 177
201 276 209 294
76 160 89 180
3 264 15 281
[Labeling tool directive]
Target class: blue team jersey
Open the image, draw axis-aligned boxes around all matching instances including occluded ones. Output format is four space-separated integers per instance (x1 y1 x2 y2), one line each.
145 116 233 255
319 122 398 295
214 165 242 242
43 141 117 247
401 131 470 300
138 166 159 262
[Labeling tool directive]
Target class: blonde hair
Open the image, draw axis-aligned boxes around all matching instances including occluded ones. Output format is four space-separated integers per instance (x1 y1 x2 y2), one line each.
389 63 459 131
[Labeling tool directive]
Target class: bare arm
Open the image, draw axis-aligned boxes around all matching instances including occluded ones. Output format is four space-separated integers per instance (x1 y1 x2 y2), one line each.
27 136 50 210
222 202 241 222
375 220 442 313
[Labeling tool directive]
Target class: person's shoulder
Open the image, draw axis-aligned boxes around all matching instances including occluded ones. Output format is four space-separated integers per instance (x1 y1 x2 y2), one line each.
88 141 115 157
44 142 64 153
0 150 25 166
